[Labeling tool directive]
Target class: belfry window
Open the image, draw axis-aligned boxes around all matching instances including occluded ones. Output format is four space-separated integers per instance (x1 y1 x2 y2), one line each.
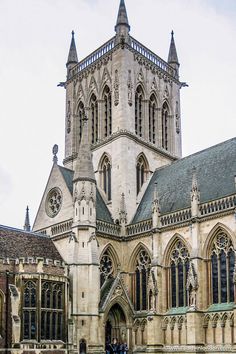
135 86 144 137
103 86 112 137
136 154 148 195
23 280 37 340
149 94 157 144
169 240 190 308
90 94 98 144
162 102 169 150
100 155 111 201
78 101 85 144
210 232 235 304
100 250 114 287
133 249 151 311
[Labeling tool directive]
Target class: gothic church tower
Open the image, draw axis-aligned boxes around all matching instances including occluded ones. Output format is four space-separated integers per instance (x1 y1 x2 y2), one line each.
64 0 182 223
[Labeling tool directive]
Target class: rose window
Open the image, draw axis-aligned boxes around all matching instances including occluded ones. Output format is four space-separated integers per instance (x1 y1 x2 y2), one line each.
46 188 62 217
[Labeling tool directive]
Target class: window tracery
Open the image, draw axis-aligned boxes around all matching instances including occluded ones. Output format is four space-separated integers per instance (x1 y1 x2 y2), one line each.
169 240 190 308
103 86 112 137
100 250 114 287
134 249 151 311
149 94 157 144
210 232 235 304
23 280 37 340
135 86 144 137
136 155 148 195
162 102 169 150
90 94 98 144
100 155 111 201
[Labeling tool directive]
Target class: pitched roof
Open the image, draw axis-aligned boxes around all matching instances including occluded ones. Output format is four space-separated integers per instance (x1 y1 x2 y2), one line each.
0 225 63 260
59 166 113 223
133 138 236 223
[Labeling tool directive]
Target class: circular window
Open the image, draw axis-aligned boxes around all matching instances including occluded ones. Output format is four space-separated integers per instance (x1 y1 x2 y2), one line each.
46 188 62 218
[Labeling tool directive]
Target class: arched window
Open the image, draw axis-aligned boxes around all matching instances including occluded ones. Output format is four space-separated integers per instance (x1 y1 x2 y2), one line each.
134 249 151 311
169 240 190 308
23 280 37 340
100 250 114 287
41 282 64 341
103 86 112 137
210 232 235 304
136 154 148 195
135 86 144 137
90 94 98 144
77 101 85 144
149 94 157 144
100 155 111 201
162 102 169 150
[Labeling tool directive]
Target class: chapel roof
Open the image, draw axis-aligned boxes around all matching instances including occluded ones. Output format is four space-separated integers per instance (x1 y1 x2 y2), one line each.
133 137 236 223
0 225 63 261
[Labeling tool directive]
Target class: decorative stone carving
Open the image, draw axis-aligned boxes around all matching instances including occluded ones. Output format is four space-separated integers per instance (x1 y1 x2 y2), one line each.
46 187 62 218
137 69 144 83
151 77 157 91
127 70 133 106
148 267 158 312
67 100 71 133
186 262 198 309
163 85 169 99
119 193 127 225
114 69 119 106
175 101 180 134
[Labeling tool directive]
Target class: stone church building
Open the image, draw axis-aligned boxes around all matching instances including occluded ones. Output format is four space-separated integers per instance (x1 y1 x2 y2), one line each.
0 1 236 353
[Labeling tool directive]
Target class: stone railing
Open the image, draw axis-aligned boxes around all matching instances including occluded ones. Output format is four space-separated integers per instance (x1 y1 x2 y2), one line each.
200 195 236 216
51 220 73 236
130 36 175 77
126 220 152 236
96 220 120 236
70 37 115 77
161 208 192 227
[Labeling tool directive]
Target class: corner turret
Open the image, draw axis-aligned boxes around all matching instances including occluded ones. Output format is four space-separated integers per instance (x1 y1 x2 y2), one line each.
66 30 78 74
115 0 130 44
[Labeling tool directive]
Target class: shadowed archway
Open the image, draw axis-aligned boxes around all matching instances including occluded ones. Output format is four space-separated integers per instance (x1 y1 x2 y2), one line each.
105 303 127 345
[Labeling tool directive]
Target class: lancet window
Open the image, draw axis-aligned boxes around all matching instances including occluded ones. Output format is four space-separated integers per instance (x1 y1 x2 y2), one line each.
100 250 114 287
77 101 85 144
23 280 37 340
136 154 148 195
41 282 64 340
210 232 235 304
135 86 144 137
133 249 151 311
162 102 169 150
100 155 111 201
103 86 112 137
149 94 157 144
169 240 190 308
90 94 98 144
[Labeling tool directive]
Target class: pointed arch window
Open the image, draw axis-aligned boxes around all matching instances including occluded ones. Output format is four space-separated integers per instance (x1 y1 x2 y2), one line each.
149 94 157 144
100 250 114 287
77 101 85 144
162 102 169 150
135 86 144 137
210 232 235 304
136 154 149 195
169 240 190 308
133 249 151 311
103 86 112 137
23 280 37 340
100 155 111 201
90 94 98 144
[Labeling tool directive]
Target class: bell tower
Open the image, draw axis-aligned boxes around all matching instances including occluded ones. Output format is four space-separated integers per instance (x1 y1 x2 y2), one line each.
63 0 183 223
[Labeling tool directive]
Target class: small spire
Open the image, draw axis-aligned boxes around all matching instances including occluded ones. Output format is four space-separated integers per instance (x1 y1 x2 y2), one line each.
66 30 78 67
115 0 130 33
152 183 161 228
119 193 127 225
168 30 179 65
191 167 200 218
24 206 31 232
73 116 95 183
52 144 58 164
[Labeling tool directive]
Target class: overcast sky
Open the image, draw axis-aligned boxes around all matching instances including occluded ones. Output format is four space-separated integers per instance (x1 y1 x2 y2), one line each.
0 0 235 229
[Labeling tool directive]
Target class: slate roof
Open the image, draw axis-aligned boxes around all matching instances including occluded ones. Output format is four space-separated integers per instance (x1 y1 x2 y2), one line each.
133 138 236 223
59 166 113 223
0 225 63 260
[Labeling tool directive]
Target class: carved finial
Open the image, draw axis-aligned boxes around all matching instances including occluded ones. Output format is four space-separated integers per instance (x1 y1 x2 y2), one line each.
191 167 200 218
52 144 58 164
72 30 75 37
24 206 31 232
152 183 161 228
119 193 127 225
